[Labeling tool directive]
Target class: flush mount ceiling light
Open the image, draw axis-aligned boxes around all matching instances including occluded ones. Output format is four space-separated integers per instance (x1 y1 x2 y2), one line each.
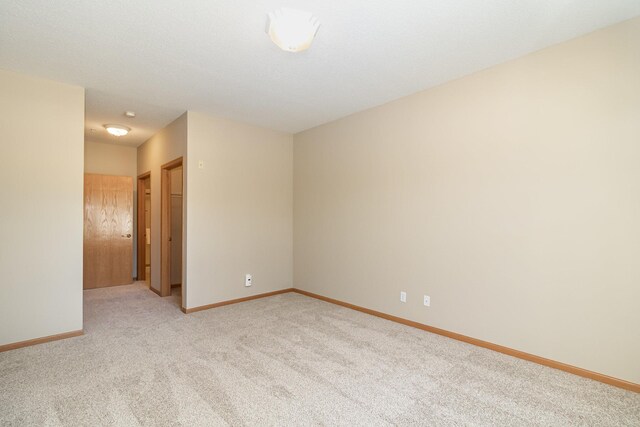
267 8 320 53
104 124 131 137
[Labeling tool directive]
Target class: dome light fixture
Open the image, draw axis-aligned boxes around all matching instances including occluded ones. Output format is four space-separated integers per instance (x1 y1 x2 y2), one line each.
104 124 131 137
267 8 320 53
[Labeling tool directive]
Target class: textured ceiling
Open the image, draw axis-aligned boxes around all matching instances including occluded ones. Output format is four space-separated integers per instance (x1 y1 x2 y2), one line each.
1 0 639 146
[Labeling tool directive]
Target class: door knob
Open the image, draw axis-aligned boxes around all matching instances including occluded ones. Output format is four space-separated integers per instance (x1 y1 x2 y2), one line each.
122 234 132 238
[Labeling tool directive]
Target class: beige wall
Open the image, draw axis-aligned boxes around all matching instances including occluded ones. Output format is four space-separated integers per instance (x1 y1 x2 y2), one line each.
186 111 293 309
85 140 138 276
85 141 137 177
0 69 84 345
294 18 640 384
137 113 187 294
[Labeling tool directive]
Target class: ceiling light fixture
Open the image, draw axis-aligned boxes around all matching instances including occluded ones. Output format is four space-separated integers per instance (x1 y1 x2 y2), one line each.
267 8 320 53
104 124 131 137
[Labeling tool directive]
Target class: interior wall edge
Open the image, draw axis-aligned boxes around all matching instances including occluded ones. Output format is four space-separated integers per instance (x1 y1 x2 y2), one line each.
0 330 84 353
291 289 640 393
181 288 295 314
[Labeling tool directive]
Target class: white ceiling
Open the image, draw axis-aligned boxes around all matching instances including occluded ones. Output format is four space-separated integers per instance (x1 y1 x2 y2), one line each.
83 90 184 146
1 1 639 146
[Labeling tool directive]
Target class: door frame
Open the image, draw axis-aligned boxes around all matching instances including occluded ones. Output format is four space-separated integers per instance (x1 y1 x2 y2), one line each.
136 171 151 281
161 157 183 297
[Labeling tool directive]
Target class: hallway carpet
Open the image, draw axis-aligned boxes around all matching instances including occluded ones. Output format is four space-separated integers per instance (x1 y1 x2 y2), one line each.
1 283 638 426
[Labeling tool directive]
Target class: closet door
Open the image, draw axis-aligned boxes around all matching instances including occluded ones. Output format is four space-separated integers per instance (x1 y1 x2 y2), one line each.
83 174 133 289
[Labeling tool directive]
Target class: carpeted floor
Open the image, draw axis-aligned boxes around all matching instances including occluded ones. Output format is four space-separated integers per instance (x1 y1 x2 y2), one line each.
1 283 638 426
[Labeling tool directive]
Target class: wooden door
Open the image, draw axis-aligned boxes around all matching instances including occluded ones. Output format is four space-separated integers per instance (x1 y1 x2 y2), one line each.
84 174 134 289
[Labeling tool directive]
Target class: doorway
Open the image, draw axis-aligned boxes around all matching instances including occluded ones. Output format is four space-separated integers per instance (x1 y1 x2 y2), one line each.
137 172 151 286
161 157 183 299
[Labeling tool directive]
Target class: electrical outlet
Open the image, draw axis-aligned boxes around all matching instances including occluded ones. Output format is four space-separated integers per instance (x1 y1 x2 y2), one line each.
423 295 430 306
245 274 252 287
400 291 407 303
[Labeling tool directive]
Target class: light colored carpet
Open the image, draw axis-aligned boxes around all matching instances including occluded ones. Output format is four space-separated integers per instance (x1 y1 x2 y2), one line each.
0 283 638 426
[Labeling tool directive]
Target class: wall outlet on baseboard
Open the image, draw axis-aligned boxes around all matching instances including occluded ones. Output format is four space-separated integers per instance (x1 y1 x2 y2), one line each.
400 291 407 303
423 295 430 306
245 274 252 287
